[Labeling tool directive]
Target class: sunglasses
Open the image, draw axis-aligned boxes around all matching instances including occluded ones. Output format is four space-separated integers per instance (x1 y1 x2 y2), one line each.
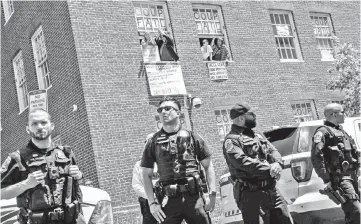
157 106 177 113
203 41 208 43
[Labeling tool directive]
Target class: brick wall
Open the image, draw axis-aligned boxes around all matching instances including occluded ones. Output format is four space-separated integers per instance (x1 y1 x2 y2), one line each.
1 1 98 186
2 1 360 223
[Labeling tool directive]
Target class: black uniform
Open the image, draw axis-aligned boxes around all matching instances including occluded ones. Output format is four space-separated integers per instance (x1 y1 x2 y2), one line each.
223 125 293 224
1 141 84 224
311 121 360 224
141 128 211 224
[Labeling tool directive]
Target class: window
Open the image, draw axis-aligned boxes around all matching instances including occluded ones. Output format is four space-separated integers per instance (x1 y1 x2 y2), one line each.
133 2 171 35
332 100 343 105
215 109 232 141
2 0 14 23
193 5 231 61
264 127 298 156
269 10 302 61
31 26 51 90
310 13 334 61
291 101 317 123
133 2 179 62
13 51 29 113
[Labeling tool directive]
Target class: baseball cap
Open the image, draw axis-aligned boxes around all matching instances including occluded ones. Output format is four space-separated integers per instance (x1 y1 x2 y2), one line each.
230 102 251 119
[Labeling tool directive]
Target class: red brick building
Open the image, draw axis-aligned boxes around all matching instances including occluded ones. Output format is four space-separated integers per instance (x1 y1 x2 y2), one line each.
1 1 360 223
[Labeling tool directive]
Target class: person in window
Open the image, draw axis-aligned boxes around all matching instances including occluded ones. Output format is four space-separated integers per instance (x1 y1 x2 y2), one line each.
155 28 179 62
141 32 160 62
212 37 230 61
200 39 213 61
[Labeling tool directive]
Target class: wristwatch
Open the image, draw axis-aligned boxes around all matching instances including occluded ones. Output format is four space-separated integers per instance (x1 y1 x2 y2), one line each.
210 191 216 197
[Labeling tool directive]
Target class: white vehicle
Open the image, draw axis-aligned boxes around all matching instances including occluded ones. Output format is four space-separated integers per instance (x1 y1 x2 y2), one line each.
219 117 361 224
0 184 113 224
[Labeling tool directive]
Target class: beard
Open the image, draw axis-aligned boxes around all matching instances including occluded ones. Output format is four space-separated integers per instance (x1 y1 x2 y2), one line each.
29 130 52 140
244 112 257 129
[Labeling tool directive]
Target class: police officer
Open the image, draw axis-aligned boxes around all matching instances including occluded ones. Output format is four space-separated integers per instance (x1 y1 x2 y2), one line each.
311 103 360 224
132 133 159 224
223 103 293 224
141 97 216 224
1 109 85 224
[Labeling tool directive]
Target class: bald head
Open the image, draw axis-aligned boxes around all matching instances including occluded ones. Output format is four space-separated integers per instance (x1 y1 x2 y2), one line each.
324 103 345 125
324 103 343 117
28 109 51 123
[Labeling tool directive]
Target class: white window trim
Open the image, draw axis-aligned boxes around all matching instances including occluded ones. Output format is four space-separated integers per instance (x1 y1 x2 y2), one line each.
214 106 233 142
133 1 173 38
13 51 29 114
31 26 52 91
270 10 303 62
193 4 232 61
310 12 335 62
2 0 14 23
291 100 317 123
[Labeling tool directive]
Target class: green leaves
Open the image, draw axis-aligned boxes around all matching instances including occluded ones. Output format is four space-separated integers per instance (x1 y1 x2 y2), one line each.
327 37 360 116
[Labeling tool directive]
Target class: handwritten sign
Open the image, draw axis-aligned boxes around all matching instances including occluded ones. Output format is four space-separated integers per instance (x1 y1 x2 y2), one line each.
28 89 48 112
207 61 228 80
145 63 187 96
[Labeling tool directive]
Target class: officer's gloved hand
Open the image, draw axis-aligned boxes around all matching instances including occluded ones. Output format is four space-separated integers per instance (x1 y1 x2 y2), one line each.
26 170 45 188
270 163 282 178
69 165 82 180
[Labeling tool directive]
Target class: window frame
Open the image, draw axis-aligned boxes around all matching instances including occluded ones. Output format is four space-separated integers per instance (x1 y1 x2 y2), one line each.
214 107 233 142
2 0 14 23
31 26 52 90
192 4 232 61
310 12 334 61
133 1 173 40
290 100 317 123
12 51 29 114
269 10 303 62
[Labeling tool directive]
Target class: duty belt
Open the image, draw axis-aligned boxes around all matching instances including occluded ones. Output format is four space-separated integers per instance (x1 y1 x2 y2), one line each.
236 179 271 190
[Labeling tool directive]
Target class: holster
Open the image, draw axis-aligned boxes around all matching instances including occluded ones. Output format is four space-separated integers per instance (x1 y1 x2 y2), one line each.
65 200 80 223
18 208 29 224
164 184 178 198
138 197 150 215
48 207 65 221
186 176 198 195
28 211 45 224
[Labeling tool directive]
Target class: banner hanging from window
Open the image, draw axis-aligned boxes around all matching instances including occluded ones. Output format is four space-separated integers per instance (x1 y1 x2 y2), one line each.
145 62 187 96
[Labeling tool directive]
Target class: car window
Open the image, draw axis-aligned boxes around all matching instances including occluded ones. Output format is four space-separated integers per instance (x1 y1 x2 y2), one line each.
297 126 319 153
264 127 298 157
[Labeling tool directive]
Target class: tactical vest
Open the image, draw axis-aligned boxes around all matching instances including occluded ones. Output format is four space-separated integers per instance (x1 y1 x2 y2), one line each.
226 131 273 180
317 125 356 172
154 129 199 183
14 145 76 211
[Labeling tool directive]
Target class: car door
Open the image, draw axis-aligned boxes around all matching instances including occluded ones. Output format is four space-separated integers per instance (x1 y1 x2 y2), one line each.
264 127 300 205
353 118 361 149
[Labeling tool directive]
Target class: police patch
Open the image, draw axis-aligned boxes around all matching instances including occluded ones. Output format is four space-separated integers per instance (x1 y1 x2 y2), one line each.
1 156 11 174
313 131 323 143
225 139 234 152
56 151 67 159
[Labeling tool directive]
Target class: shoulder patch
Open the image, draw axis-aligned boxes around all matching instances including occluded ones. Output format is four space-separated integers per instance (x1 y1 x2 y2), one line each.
225 139 234 152
1 156 12 174
56 150 67 159
313 131 323 143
